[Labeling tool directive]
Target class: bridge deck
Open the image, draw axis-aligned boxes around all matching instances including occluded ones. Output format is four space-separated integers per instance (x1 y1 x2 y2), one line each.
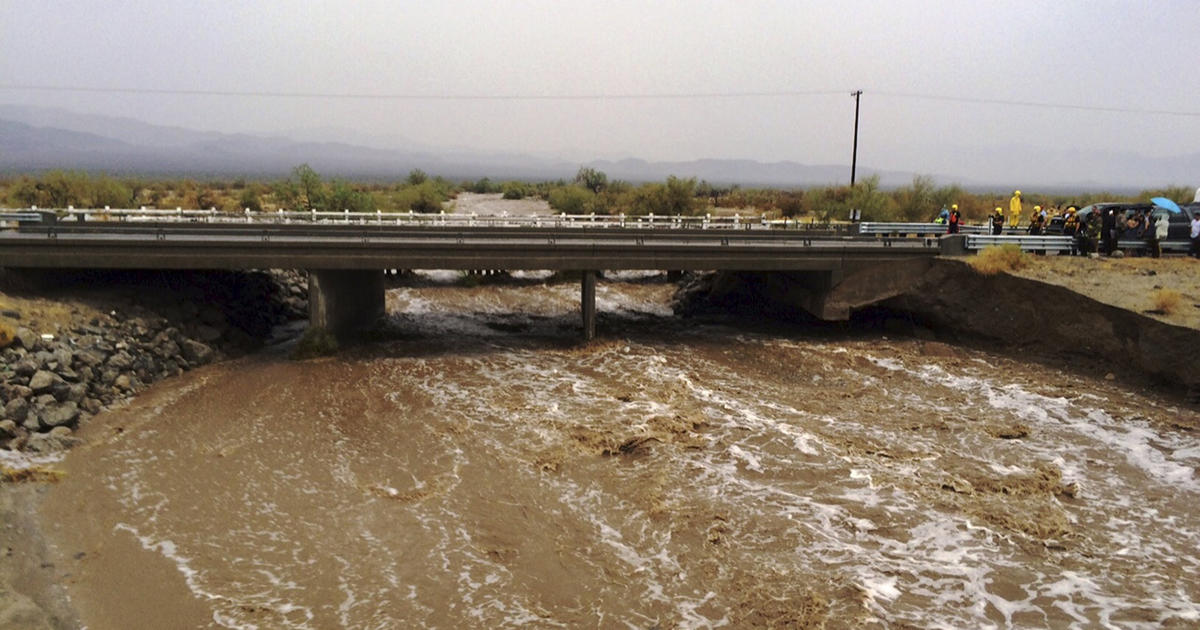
0 228 941 271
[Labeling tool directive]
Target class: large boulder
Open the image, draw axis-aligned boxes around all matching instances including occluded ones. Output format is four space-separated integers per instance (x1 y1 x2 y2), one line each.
106 351 134 371
39 401 80 429
13 327 38 351
3 398 30 424
180 339 214 364
28 370 61 394
13 357 39 378
25 430 82 453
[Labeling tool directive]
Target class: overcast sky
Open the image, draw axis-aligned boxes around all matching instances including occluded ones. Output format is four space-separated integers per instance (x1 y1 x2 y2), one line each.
2 1 1198 183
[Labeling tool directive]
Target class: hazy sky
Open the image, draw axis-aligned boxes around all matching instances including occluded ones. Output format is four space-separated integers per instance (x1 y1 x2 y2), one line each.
2 1 1198 182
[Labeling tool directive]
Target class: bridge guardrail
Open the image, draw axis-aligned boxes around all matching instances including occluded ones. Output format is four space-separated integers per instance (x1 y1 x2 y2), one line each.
3 206 855 233
0 211 56 228
858 222 990 236
966 235 1073 252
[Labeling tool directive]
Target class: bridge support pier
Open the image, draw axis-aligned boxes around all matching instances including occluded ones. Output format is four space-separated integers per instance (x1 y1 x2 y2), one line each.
581 270 597 341
308 269 386 338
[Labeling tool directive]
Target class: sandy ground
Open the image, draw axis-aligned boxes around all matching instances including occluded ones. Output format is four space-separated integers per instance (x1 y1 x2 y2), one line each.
1010 256 1200 331
447 192 551 216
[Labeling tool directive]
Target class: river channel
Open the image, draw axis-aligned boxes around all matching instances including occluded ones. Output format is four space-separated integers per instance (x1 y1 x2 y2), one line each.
32 272 1200 628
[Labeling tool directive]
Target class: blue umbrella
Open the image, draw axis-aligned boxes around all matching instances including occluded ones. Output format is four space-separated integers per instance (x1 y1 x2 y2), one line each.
1151 197 1182 213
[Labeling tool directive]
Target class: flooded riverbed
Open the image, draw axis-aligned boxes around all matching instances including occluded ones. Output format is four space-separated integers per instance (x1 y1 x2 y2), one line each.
35 273 1200 628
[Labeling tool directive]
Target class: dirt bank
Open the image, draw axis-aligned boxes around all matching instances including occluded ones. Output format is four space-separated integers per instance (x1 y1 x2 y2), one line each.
1009 256 1200 331
676 258 1200 401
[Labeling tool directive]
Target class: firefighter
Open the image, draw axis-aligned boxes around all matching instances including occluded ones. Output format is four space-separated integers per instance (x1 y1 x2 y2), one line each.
990 207 1004 235
1008 190 1023 228
1062 207 1079 236
947 204 962 234
1029 208 1045 235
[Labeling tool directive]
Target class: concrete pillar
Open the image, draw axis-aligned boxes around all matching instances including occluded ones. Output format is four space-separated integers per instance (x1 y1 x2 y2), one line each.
581 270 597 341
939 234 969 256
308 269 386 338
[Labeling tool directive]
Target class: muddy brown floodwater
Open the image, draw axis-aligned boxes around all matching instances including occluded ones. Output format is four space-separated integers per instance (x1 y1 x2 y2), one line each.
25 273 1200 628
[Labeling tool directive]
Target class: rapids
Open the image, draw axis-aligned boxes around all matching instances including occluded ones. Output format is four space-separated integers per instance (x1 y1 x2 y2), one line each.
32 272 1200 628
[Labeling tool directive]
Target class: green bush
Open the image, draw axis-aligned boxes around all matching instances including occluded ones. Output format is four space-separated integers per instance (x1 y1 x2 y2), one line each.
547 185 595 214
500 181 527 200
394 181 447 213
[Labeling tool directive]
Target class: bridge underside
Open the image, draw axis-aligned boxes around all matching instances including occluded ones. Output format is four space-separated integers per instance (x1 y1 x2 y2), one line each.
0 228 945 339
304 261 935 341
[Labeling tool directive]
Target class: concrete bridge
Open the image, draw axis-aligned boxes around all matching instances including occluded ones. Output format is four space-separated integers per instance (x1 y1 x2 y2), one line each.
0 216 949 339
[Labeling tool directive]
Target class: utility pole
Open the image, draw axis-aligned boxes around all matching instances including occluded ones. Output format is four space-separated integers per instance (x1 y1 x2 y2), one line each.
850 90 862 187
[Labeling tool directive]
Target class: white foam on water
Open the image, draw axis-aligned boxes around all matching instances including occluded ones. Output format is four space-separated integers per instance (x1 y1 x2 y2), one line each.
411 269 460 283
114 522 315 629
879 358 1200 494
0 447 64 470
859 353 1200 625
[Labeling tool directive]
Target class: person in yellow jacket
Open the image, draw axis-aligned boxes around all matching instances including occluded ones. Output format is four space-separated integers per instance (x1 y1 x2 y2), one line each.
1008 190 1023 228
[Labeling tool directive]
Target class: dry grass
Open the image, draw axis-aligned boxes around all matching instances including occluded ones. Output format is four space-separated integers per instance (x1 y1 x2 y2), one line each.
1150 288 1183 314
0 319 14 348
969 244 1031 275
1 465 66 483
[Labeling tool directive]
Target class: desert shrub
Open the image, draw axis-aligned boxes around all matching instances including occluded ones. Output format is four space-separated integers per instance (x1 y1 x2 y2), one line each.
969 244 1030 275
239 186 264 212
1149 288 1182 314
406 169 428 186
394 181 447 213
468 177 498 194
776 191 805 218
574 167 608 193
547 185 595 214
500 181 528 200
327 180 376 212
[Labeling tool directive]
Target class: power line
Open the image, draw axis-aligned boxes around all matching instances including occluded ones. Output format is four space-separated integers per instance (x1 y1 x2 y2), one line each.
0 83 847 101
3 83 1197 117
873 90 1200 118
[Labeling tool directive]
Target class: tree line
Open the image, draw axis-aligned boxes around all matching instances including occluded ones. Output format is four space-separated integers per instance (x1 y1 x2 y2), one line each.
1 166 1192 222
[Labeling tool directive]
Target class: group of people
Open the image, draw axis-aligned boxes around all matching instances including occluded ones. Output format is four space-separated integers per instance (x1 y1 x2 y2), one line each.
935 188 1200 259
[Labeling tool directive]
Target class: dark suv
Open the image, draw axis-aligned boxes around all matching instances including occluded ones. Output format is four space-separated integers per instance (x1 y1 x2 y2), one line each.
1045 203 1152 235
1047 202 1196 252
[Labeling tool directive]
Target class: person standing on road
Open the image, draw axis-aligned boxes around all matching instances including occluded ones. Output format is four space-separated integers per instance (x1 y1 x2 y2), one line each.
991 207 1004 235
1149 211 1168 258
1009 191 1023 228
1101 207 1118 255
1078 211 1099 255
1028 209 1045 235
947 205 962 234
1190 213 1200 258
1063 207 1079 254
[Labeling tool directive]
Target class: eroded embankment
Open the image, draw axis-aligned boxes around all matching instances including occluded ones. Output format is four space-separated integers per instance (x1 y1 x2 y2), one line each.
676 259 1200 400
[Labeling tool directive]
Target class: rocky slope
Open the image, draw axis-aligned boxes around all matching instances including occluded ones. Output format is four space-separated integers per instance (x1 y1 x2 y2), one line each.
1 270 307 453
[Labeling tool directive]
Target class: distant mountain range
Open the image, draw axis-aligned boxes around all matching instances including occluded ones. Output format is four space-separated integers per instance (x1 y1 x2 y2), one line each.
1 104 1196 193
0 104 927 188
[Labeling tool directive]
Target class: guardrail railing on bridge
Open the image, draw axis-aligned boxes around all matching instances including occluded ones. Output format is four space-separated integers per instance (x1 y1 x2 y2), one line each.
3 206 852 233
857 222 990 236
965 235 1073 252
